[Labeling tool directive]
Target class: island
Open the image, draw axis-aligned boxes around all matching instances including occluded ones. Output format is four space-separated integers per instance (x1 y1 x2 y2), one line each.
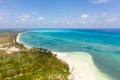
0 30 70 80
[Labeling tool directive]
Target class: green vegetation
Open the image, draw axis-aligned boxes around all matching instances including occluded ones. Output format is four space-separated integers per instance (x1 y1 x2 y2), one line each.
0 48 69 80
0 30 70 80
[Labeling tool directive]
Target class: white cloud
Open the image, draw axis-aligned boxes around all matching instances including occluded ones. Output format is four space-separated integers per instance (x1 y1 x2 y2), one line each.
53 19 72 25
81 14 89 18
79 21 87 25
38 17 47 24
17 14 30 22
106 18 117 22
101 12 107 16
89 0 108 4
38 17 45 21
20 18 26 22
0 16 4 23
20 14 30 18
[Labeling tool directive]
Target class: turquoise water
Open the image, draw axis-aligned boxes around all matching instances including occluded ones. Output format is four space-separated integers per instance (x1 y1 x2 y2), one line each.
18 29 120 80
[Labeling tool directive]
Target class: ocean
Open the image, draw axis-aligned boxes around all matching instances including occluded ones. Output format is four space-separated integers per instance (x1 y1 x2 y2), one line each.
18 29 120 80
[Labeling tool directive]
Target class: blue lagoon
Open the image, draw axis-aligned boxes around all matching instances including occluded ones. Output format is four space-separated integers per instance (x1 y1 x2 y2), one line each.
18 29 120 80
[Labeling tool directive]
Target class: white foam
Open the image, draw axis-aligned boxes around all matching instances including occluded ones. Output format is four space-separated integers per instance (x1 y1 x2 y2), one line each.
16 32 31 49
54 51 111 80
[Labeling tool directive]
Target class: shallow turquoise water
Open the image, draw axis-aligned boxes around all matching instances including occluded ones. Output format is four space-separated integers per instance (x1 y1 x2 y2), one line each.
19 29 120 80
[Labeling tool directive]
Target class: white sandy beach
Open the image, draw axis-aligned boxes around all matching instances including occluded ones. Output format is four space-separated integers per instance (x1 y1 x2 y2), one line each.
16 32 31 49
54 51 111 80
16 33 21 45
16 32 23 44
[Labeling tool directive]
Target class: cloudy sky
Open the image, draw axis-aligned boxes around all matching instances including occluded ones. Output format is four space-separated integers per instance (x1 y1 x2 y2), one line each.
0 0 120 28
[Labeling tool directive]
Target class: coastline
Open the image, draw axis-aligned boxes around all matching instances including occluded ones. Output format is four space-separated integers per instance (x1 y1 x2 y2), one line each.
0 30 70 80
54 52 111 80
16 31 111 80
16 31 31 49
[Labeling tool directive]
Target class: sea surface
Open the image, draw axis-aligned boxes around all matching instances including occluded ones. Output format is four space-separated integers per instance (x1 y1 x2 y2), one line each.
18 29 120 80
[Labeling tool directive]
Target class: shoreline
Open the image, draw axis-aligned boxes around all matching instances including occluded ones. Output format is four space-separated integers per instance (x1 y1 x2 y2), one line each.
54 52 111 80
16 31 111 80
16 31 31 49
0 31 70 80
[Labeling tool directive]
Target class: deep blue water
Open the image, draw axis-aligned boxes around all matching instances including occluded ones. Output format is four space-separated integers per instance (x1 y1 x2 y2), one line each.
19 29 120 80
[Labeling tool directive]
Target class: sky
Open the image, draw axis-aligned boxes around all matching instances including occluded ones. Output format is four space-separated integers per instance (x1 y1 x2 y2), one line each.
0 0 120 29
